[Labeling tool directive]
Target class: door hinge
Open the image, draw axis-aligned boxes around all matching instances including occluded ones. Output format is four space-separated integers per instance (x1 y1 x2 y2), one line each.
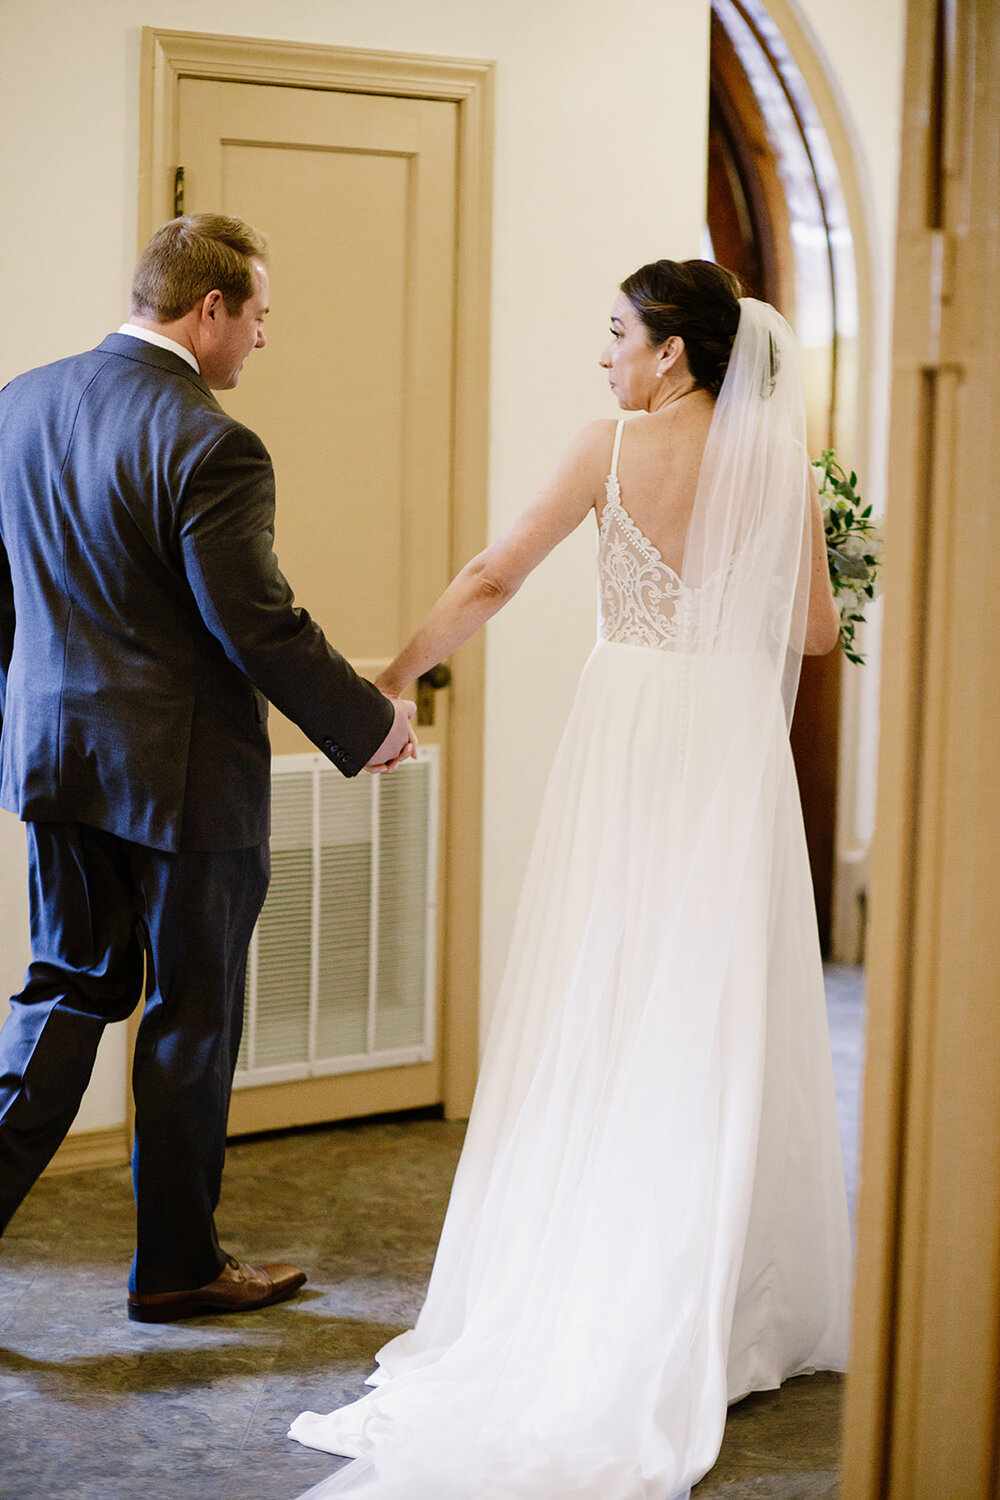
173 166 185 218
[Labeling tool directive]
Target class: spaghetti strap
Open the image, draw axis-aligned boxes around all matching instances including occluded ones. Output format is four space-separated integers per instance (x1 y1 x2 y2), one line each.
610 418 625 480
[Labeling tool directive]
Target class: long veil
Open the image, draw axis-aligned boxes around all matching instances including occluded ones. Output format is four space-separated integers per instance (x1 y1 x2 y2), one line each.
286 298 843 1500
684 296 811 722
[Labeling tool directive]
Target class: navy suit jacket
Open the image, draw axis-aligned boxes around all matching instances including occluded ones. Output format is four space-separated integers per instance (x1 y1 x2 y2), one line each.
0 333 393 852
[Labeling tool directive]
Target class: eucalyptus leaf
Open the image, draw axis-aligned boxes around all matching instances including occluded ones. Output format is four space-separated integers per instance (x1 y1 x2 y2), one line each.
829 550 869 580
815 445 882 667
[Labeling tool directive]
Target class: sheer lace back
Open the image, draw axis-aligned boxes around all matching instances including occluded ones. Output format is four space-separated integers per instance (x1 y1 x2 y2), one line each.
597 419 699 650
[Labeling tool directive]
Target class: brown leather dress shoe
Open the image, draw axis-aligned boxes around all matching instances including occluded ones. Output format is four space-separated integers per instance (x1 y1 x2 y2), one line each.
127 1255 307 1323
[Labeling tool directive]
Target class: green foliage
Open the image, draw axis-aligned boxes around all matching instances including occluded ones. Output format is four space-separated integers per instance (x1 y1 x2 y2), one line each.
812 448 883 667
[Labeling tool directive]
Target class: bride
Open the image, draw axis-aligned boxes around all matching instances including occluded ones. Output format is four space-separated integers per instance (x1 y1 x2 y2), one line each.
288 259 852 1500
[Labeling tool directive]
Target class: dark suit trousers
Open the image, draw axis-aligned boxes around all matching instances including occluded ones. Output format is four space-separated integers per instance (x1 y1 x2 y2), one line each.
0 822 269 1292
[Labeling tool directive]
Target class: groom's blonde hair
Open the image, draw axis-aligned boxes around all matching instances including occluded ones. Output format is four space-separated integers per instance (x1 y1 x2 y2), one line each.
130 214 269 323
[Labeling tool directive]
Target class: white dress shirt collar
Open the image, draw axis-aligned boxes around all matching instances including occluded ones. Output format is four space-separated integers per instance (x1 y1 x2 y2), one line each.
118 323 201 375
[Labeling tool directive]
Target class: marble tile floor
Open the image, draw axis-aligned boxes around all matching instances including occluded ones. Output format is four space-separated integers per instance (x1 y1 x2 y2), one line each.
0 966 865 1500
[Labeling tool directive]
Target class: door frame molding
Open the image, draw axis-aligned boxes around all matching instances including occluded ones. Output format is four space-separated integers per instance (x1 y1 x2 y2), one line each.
138 26 493 1120
757 0 881 968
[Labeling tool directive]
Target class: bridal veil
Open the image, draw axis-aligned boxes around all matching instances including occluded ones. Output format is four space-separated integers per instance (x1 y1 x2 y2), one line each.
287 297 851 1500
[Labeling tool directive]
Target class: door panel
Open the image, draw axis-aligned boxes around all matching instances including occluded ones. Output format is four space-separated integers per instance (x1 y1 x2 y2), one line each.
176 78 459 1128
179 81 456 681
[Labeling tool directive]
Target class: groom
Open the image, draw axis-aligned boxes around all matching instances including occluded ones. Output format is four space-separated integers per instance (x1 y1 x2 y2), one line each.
0 214 416 1321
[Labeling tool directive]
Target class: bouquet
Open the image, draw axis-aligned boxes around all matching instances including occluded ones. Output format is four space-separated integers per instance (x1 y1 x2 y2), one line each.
813 449 882 666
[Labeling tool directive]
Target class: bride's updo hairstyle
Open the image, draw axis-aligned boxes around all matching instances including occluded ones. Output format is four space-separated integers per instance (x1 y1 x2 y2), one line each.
619 259 743 396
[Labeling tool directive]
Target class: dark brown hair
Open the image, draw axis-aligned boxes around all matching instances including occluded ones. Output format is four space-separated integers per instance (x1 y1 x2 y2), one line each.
619 259 743 396
130 214 269 322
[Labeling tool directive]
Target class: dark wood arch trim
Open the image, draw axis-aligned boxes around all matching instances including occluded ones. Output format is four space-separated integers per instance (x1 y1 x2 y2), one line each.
708 1 851 953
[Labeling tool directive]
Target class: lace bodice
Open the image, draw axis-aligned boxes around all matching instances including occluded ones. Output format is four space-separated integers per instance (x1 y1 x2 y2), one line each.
597 420 699 650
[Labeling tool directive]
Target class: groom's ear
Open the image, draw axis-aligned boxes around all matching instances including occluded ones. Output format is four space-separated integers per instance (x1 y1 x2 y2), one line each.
201 289 225 322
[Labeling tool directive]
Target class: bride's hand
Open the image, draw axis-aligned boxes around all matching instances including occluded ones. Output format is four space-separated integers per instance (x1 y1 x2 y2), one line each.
364 696 417 773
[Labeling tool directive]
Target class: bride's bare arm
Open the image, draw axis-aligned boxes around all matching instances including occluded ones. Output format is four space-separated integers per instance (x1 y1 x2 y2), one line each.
376 421 615 696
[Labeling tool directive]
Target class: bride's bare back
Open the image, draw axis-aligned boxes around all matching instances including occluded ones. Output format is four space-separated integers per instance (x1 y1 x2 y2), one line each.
374 278 837 698
594 396 716 575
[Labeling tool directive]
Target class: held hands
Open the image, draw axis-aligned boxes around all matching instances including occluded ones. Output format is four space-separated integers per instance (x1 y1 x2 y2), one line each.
364 696 418 774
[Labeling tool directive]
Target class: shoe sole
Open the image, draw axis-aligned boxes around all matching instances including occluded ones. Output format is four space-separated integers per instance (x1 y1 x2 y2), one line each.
127 1278 305 1324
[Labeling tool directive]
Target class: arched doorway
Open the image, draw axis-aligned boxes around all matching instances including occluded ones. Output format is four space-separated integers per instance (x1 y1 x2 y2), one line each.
707 0 860 953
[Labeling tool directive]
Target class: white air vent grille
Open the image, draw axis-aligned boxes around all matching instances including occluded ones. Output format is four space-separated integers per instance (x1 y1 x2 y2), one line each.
234 749 439 1087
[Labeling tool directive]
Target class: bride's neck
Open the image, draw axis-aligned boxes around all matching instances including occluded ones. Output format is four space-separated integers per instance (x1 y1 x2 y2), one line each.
647 380 708 415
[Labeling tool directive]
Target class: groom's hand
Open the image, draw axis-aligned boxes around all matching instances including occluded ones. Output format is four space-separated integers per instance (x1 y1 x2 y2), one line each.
365 697 418 773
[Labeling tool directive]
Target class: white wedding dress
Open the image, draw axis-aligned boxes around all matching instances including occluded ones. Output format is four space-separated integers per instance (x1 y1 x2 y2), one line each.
289 320 852 1500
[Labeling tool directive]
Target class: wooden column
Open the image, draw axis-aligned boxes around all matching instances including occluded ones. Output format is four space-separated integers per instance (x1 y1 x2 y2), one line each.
841 1 1000 1496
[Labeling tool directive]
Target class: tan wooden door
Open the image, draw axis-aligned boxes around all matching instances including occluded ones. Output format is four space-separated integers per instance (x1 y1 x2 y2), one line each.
176 79 462 1131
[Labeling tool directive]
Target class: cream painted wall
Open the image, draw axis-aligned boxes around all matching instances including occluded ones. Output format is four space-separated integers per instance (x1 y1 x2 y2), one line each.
790 0 906 854
784 0 906 960
0 0 906 1139
0 0 710 1133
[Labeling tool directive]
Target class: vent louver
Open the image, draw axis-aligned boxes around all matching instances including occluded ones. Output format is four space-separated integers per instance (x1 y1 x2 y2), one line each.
235 750 438 1087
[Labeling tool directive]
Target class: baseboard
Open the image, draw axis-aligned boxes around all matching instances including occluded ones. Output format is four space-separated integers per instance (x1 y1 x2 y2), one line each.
43 1124 130 1177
